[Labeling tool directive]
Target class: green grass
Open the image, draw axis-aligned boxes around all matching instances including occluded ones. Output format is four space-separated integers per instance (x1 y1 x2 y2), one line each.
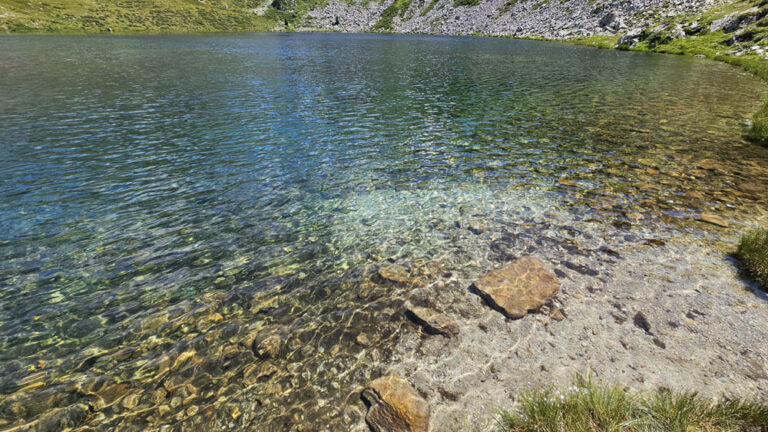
453 0 478 7
738 228 768 289
0 0 280 33
0 0 333 33
420 0 440 16
498 376 768 432
567 35 620 49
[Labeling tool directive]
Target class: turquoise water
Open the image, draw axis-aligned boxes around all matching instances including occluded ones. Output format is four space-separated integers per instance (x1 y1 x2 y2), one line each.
1 33 767 430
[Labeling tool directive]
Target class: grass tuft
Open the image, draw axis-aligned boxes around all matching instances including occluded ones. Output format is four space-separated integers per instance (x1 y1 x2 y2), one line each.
748 99 768 143
498 376 768 431
738 228 768 289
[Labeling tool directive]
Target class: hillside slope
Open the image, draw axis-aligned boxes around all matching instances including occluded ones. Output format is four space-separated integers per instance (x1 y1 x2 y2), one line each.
304 0 727 38
0 0 307 32
0 0 732 35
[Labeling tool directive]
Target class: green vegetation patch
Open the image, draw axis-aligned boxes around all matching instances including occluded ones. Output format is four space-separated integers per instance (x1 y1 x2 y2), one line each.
372 0 412 30
738 228 768 289
567 35 620 49
0 0 334 32
497 0 518 16
453 0 478 7
419 0 440 16
0 0 279 33
498 376 768 432
749 98 768 142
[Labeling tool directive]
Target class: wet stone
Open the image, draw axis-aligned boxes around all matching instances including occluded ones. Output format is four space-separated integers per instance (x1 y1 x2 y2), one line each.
93 383 131 409
377 264 424 287
696 213 729 227
562 260 599 277
409 259 442 279
122 392 141 409
356 333 372 347
737 181 766 195
467 219 488 235
472 257 560 319
405 306 459 337
379 264 410 283
35 403 89 432
362 375 430 432
253 334 284 360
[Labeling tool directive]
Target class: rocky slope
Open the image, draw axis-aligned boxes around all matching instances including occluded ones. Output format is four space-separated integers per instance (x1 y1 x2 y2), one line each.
303 0 729 38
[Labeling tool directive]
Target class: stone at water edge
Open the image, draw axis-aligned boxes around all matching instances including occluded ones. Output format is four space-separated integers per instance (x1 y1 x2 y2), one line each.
696 213 729 228
405 306 459 337
362 375 430 432
472 256 560 319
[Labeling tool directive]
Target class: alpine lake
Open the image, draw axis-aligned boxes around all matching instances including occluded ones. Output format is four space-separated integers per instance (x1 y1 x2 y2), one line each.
1 33 767 431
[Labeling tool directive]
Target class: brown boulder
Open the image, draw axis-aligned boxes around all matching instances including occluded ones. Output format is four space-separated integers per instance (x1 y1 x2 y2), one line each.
696 213 729 228
737 181 765 194
362 375 429 432
472 257 559 319
405 306 459 337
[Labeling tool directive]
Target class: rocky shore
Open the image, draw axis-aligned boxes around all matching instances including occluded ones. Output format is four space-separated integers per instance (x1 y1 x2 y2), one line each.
302 0 728 38
353 220 768 431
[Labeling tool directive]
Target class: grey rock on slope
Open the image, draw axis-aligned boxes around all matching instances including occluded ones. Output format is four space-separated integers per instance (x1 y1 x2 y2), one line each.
304 0 728 38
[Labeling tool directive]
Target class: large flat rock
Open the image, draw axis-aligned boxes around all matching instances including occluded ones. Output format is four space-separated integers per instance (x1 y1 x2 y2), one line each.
362 375 430 432
472 256 559 319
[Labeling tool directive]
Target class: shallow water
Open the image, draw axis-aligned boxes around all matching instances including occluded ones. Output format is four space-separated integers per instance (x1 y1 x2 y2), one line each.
0 33 767 431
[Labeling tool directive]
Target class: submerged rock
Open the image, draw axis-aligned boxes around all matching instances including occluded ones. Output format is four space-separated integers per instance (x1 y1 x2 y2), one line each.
696 213 729 228
35 403 89 432
253 334 284 360
362 375 430 432
405 306 459 337
378 264 424 287
467 219 487 235
472 257 559 319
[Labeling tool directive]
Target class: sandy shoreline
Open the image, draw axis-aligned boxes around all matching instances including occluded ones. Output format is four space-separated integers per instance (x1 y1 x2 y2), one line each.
349 211 768 431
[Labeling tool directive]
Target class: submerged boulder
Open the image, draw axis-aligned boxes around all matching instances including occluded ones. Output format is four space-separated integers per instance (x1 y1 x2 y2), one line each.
405 306 459 337
696 213 729 228
252 333 284 360
472 257 559 319
377 264 425 287
362 375 430 432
